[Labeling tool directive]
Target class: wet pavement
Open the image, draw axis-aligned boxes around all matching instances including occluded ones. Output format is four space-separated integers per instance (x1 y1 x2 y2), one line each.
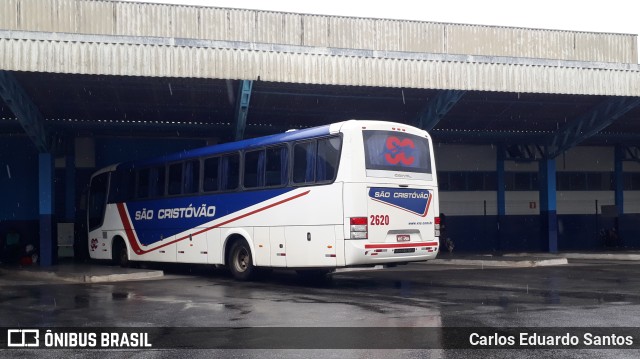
1 259 640 358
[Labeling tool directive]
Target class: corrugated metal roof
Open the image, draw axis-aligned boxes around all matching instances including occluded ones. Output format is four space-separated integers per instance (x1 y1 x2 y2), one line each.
0 0 636 64
1 31 640 96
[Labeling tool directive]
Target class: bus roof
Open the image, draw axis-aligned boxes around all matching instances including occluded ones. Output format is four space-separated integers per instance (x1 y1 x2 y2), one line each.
117 122 337 171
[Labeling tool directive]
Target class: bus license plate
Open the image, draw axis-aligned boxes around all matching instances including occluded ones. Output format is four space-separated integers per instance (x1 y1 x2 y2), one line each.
396 234 410 242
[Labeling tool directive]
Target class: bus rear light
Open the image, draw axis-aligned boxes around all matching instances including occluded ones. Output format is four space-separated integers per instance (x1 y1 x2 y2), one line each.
350 217 368 239
350 217 367 225
434 216 441 237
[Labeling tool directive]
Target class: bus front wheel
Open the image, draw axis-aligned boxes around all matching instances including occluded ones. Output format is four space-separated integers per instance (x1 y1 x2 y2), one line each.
228 240 255 281
112 238 130 268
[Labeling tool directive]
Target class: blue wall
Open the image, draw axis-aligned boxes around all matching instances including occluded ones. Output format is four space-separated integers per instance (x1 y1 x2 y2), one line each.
446 214 639 252
1 137 207 250
0 137 39 221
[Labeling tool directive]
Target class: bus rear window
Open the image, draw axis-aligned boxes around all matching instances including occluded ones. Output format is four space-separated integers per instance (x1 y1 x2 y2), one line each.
363 131 432 175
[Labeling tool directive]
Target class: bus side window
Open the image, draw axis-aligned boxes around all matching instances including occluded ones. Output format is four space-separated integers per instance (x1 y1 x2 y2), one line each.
168 163 183 195
220 154 239 191
293 141 316 184
266 146 288 187
317 137 341 182
137 168 150 199
203 157 219 192
108 168 134 203
244 150 265 189
183 160 200 194
149 166 166 197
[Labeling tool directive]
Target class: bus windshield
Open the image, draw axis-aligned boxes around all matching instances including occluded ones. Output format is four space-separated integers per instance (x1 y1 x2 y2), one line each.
363 130 432 176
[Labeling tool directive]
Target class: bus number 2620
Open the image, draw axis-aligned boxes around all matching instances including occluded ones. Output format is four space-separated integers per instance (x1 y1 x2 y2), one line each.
370 215 390 226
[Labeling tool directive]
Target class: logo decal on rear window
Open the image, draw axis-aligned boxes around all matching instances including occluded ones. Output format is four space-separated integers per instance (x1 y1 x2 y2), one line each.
384 136 415 166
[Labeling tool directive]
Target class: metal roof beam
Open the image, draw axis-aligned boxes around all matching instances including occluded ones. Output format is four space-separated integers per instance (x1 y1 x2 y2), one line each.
0 71 50 152
416 90 466 131
547 96 640 158
233 80 253 141
622 146 640 162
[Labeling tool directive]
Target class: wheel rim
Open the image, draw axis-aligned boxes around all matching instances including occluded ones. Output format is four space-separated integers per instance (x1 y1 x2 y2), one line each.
234 247 249 273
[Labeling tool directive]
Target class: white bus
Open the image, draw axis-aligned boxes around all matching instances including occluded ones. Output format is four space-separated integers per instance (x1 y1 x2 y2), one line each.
87 120 440 280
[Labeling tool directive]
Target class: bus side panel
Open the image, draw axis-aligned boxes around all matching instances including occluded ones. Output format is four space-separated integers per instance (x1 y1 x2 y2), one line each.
89 203 127 260
269 227 286 267
253 227 270 266
279 184 342 268
140 238 176 262
285 225 336 268
212 185 343 268
206 229 222 265
88 228 110 260
177 230 208 264
334 224 346 266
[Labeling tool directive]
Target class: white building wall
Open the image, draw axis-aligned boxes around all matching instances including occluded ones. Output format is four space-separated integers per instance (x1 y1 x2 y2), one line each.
557 191 615 215
505 192 539 215
557 146 614 171
434 144 496 171
439 192 496 216
435 144 637 216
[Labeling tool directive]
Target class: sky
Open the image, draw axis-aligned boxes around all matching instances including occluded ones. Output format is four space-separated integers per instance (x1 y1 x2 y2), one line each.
126 0 640 36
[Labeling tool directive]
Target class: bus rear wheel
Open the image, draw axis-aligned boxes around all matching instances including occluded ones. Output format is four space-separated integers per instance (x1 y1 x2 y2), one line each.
228 240 256 281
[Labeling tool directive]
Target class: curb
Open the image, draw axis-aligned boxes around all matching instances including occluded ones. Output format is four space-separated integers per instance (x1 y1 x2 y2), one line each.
504 252 640 261
563 253 640 261
0 267 164 283
426 257 568 267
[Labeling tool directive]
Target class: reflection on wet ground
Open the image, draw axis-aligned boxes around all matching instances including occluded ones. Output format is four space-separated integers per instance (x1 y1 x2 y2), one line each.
1 260 640 356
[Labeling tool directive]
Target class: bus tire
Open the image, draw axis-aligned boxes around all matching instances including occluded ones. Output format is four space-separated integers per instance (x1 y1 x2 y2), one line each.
112 237 130 268
228 239 256 281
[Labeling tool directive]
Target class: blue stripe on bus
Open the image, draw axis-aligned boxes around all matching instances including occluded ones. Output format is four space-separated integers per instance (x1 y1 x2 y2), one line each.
124 187 294 246
119 125 333 170
368 187 432 217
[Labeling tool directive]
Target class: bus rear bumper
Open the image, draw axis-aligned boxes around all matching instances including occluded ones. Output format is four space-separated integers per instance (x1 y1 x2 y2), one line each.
344 239 439 266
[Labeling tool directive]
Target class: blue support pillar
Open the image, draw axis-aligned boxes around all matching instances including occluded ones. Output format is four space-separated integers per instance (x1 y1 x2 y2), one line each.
496 145 506 251
614 145 624 215
39 153 55 266
233 80 253 141
539 158 558 253
65 154 76 221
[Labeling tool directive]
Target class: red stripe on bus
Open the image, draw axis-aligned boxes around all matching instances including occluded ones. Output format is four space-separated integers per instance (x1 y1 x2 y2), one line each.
116 202 144 254
364 241 438 249
116 190 310 255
